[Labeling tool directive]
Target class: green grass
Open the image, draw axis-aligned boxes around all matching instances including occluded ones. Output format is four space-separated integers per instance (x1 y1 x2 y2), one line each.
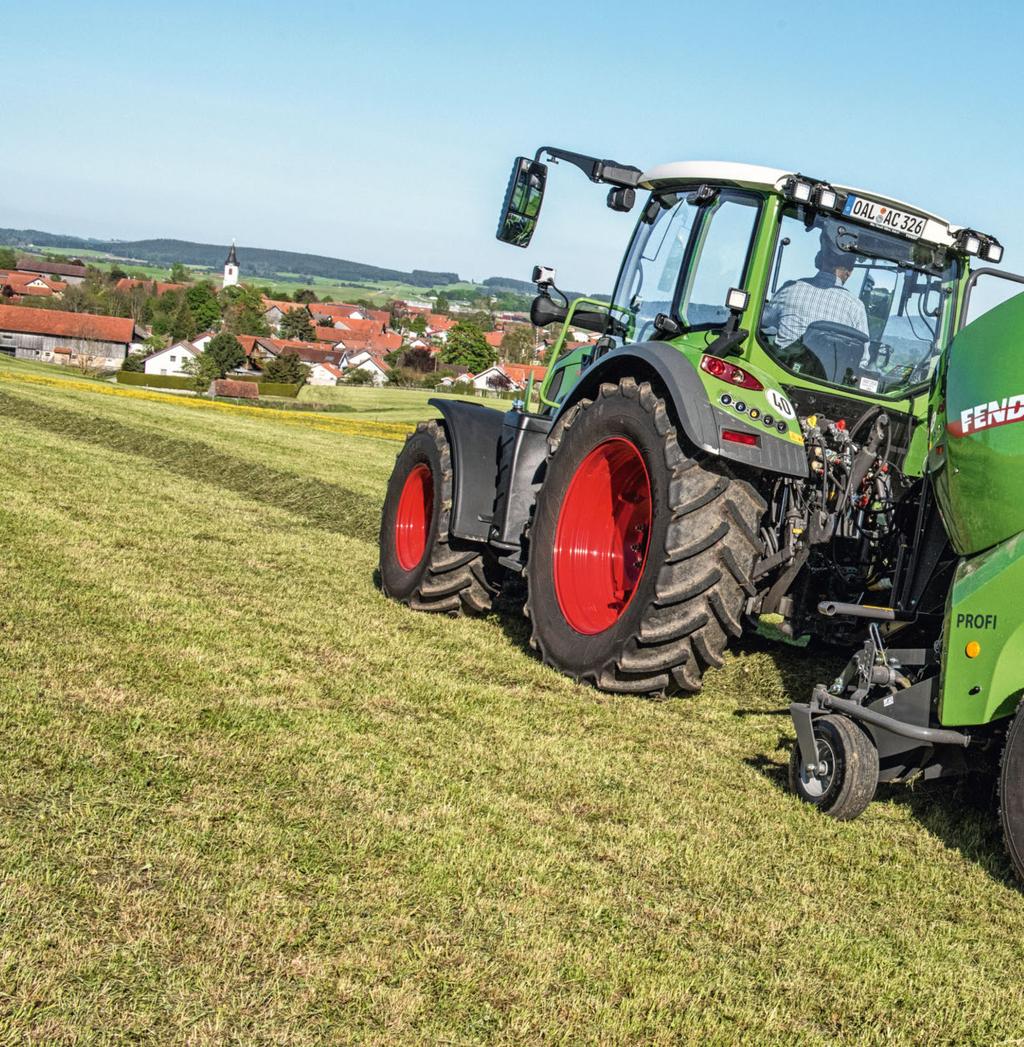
295 384 496 422
2 353 1024 1043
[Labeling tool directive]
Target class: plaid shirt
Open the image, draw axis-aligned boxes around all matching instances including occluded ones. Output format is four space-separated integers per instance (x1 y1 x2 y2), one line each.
762 273 869 349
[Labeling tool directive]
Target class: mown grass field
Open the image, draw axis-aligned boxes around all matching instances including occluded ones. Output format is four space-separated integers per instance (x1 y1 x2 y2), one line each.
2 354 1024 1043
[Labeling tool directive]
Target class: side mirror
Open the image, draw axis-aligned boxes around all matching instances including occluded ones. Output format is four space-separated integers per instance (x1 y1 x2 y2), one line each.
496 157 547 248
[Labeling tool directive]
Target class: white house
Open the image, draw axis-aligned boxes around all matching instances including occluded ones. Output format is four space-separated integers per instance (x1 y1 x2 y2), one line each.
468 364 520 393
340 349 390 386
308 361 344 386
192 331 216 351
143 340 200 376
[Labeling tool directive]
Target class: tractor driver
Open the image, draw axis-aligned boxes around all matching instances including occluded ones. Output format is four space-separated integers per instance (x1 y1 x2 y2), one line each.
762 233 869 352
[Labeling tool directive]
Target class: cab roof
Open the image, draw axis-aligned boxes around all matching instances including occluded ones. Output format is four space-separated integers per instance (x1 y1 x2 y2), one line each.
639 161 965 248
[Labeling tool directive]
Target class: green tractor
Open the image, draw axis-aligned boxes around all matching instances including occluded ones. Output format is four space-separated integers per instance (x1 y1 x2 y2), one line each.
379 146 1024 876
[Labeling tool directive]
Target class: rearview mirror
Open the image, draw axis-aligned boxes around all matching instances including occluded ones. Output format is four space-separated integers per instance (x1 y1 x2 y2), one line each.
496 157 547 248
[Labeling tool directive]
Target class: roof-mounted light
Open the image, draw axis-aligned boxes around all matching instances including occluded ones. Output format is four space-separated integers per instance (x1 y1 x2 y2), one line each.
957 229 983 256
785 178 813 204
814 185 840 211
982 238 1004 264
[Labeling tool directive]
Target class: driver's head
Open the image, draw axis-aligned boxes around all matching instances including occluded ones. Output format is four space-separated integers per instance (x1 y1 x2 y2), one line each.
816 232 853 284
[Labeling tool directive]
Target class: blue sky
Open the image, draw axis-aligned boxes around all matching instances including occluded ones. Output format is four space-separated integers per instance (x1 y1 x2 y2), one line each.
2 1 1021 293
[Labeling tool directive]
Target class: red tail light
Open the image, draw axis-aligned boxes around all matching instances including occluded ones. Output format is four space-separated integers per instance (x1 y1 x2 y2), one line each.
722 429 759 447
700 354 763 391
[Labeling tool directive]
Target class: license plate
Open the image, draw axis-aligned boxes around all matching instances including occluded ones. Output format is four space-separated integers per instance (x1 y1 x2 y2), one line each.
842 195 926 239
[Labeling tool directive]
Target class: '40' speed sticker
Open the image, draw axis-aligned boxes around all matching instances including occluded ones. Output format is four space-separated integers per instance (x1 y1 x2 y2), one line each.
767 389 795 420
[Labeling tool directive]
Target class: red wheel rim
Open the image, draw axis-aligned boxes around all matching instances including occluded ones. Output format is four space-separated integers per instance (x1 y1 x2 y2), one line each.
553 437 652 635
395 463 434 570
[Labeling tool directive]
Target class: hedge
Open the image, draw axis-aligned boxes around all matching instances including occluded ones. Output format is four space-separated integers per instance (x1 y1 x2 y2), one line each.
117 372 193 390
255 382 301 398
115 372 300 397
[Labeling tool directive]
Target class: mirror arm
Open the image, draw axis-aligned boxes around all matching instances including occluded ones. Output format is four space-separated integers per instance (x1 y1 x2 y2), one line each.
535 146 642 188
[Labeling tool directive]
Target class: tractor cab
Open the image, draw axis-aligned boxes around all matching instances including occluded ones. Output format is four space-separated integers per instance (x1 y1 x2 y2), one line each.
498 149 1009 475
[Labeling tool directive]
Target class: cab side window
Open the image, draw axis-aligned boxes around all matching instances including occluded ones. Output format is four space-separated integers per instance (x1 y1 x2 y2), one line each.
677 192 760 327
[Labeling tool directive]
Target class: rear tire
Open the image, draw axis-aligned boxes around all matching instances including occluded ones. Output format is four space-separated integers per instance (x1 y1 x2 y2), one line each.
788 714 879 820
379 421 497 615
525 377 764 695
998 700 1024 881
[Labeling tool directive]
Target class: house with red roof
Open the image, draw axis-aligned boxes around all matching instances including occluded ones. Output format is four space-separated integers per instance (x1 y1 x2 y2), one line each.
0 304 139 367
143 340 200 376
16 257 88 285
307 361 345 387
0 271 67 300
116 278 187 296
340 349 391 386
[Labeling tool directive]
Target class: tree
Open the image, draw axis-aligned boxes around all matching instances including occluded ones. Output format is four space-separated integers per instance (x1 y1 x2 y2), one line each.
185 281 220 332
500 324 536 365
223 285 270 336
434 293 450 315
293 288 318 304
464 309 495 332
206 332 246 375
279 307 316 343
0 247 16 270
109 266 128 282
169 296 197 341
169 262 191 284
441 321 495 373
402 346 436 372
262 351 309 384
121 352 146 372
408 315 427 336
345 366 374 385
182 352 224 391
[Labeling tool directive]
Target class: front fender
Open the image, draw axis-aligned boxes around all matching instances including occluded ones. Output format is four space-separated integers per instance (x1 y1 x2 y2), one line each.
554 343 807 478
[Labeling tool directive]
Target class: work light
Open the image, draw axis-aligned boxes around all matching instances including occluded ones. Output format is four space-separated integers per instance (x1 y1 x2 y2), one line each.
815 186 839 211
982 239 1004 264
957 230 982 256
787 178 813 204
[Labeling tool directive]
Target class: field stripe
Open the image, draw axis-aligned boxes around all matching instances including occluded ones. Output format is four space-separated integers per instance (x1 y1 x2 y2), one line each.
0 391 382 541
0 367 413 441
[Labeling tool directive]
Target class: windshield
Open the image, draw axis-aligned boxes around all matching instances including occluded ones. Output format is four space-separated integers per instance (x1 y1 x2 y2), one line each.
612 188 760 342
760 207 958 398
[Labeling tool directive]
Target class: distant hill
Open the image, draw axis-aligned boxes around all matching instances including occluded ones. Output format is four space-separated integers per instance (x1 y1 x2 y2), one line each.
0 228 459 288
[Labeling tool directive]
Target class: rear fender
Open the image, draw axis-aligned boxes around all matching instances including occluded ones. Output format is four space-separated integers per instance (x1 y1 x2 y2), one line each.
428 398 505 542
554 343 807 478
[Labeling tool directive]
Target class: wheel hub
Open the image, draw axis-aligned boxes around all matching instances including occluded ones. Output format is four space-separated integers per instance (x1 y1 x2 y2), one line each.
394 463 433 570
799 738 836 798
552 437 653 635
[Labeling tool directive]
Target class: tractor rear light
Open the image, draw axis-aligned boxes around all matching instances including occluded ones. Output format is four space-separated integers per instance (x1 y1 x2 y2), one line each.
722 429 759 447
701 354 763 391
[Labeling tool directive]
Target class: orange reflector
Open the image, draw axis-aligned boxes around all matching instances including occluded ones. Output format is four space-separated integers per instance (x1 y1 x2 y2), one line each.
966 641 981 659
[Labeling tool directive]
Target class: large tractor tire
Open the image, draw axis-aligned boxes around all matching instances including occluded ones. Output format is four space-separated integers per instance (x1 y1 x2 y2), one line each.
525 377 765 695
379 421 496 615
998 701 1024 881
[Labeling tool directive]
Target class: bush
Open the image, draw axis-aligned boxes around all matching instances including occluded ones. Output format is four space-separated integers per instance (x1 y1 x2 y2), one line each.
121 352 146 373
116 371 194 390
345 368 375 385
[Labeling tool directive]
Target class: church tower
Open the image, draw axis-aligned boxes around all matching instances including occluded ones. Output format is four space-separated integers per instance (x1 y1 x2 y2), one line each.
222 241 239 288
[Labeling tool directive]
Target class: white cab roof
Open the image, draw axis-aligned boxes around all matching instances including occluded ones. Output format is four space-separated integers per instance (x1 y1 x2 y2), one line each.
639 160 963 247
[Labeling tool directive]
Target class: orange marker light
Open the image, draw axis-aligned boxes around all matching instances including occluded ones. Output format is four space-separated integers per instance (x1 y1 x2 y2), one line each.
966 641 981 659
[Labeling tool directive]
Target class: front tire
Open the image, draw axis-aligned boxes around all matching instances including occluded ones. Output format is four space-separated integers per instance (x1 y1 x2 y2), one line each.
525 377 764 695
788 714 879 820
379 421 496 614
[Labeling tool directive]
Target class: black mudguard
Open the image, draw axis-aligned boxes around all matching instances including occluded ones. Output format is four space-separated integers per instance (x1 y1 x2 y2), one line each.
555 342 807 478
428 398 506 542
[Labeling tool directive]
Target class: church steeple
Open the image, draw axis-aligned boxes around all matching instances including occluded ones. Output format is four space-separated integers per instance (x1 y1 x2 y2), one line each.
222 240 239 288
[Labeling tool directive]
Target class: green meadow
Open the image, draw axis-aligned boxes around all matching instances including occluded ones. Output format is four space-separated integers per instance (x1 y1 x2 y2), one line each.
2 355 1023 1043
